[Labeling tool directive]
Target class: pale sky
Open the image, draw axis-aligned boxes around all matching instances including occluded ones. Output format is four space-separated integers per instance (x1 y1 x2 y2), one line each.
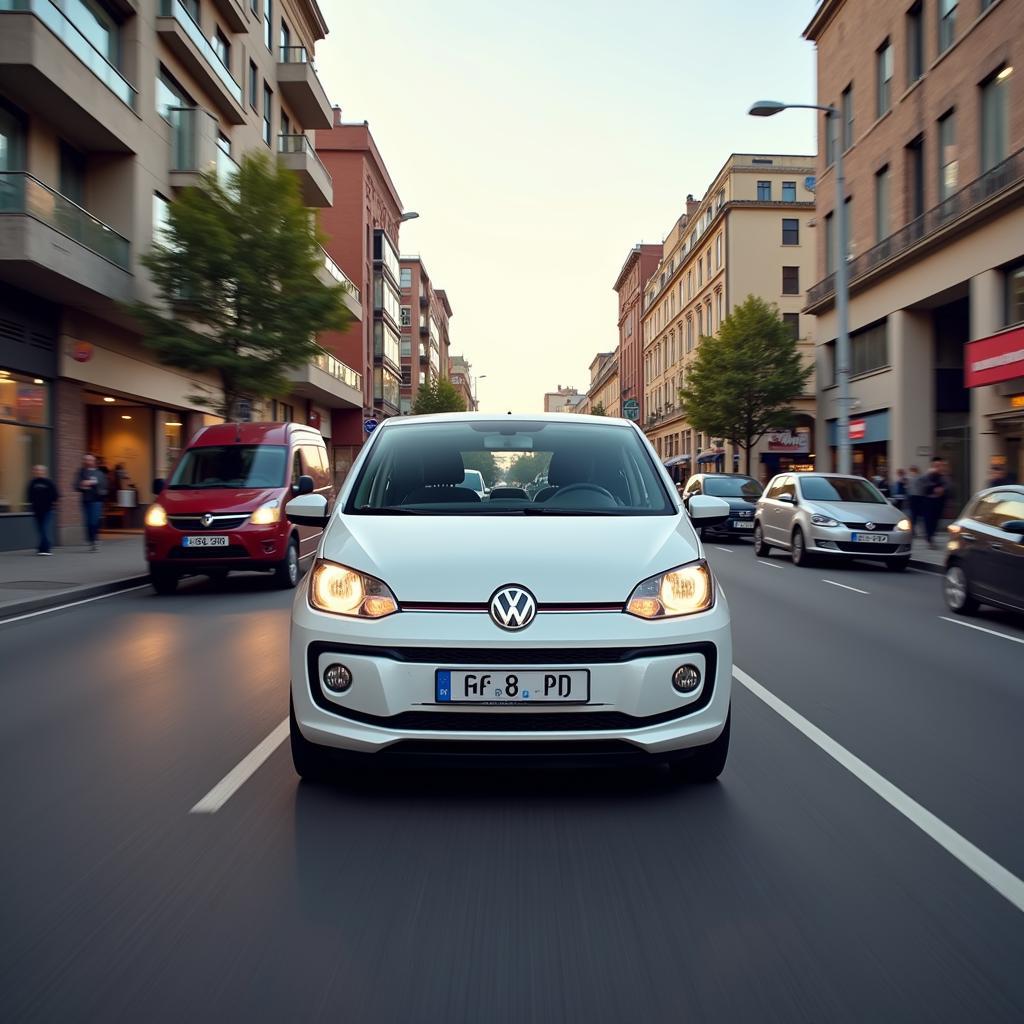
315 0 819 413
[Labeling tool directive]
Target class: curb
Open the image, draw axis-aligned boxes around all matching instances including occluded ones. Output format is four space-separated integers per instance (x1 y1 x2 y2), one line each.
909 559 943 575
0 574 150 622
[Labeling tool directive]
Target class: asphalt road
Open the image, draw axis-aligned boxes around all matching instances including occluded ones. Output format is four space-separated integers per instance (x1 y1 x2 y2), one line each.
2 554 1024 1023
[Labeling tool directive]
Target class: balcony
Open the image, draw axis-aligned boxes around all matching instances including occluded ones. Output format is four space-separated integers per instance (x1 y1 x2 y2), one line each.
0 0 139 152
806 147 1024 312
317 245 362 318
0 171 132 309
276 47 332 129
285 349 362 410
210 0 246 32
167 107 238 191
277 135 332 207
156 0 245 125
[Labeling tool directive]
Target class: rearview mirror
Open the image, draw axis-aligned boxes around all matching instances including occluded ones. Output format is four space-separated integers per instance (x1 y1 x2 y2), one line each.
286 493 329 527
687 494 731 528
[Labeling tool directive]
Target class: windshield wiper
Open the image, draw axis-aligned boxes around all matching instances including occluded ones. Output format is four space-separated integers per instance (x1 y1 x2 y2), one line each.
521 506 627 516
353 505 434 515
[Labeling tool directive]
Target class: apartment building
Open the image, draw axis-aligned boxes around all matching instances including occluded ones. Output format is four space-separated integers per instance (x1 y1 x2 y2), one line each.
542 385 585 413
398 256 452 413
804 0 1024 494
613 243 661 425
0 0 355 548
642 155 817 482
449 354 476 410
586 350 620 418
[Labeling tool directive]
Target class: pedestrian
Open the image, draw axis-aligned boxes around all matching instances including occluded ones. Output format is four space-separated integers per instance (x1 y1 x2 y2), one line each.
987 456 1017 487
74 453 108 551
890 468 909 511
920 457 947 549
26 465 59 555
871 472 890 499
907 466 925 537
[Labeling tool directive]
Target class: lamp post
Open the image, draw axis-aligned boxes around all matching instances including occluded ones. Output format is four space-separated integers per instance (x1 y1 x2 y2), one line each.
399 211 420 223
749 100 851 474
474 374 487 411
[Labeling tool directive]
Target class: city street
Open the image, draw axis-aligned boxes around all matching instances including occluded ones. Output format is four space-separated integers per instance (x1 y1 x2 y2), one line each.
2 554 1024 1023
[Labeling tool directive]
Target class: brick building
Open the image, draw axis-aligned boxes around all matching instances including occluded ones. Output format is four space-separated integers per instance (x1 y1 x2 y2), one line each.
398 257 453 413
613 244 661 425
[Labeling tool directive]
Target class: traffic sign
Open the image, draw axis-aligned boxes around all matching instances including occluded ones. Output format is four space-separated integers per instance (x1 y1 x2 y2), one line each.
623 398 640 421
363 418 379 435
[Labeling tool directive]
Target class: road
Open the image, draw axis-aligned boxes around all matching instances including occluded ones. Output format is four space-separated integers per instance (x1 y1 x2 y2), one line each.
2 552 1024 1023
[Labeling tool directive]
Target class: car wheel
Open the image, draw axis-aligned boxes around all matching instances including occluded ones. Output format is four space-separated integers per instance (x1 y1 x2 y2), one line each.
885 558 910 573
753 523 769 557
944 562 980 615
274 538 300 589
791 528 812 567
290 696 334 782
149 568 178 595
668 711 730 783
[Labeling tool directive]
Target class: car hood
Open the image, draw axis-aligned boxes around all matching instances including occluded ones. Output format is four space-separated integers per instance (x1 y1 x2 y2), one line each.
158 487 281 514
322 513 699 603
804 500 901 523
714 496 758 511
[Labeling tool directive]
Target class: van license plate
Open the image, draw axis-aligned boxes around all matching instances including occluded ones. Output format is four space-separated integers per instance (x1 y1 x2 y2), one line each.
435 669 590 704
183 536 229 547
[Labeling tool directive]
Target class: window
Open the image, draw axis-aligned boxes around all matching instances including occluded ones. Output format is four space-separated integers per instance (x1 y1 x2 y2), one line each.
156 67 193 120
842 197 852 261
697 260 703 288
59 141 85 205
696 306 703 337
216 131 230 156
907 135 925 218
841 84 854 150
975 492 1024 529
783 313 799 340
400 267 412 289
250 0 256 13
782 181 796 202
981 68 1010 173
874 165 889 242
0 99 27 171
757 180 771 201
280 110 290 138
264 0 271 49
938 110 958 201
686 317 693 352
69 0 119 63
400 305 411 327
687 270 692 299
907 2 924 84
153 192 171 247
211 27 230 69
851 319 889 376
716 290 723 326
824 211 835 274
782 218 799 245
980 0 997 9
825 110 837 166
0 369 51 513
1007 262 1024 326
248 60 258 110
876 39 893 117
782 266 799 295
715 233 722 268
280 20 290 57
939 0 957 54
262 83 272 145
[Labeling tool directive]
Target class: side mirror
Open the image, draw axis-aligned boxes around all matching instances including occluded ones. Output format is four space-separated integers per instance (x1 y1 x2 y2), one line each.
152 478 165 495
687 494 731 528
778 492 794 504
1002 520 1024 538
286 493 329 527
294 474 315 496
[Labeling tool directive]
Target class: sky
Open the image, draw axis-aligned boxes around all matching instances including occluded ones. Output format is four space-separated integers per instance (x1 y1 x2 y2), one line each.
314 0 820 413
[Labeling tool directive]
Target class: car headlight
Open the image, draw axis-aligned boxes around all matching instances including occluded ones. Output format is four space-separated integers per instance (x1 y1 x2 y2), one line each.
896 518 911 532
249 499 281 525
810 514 840 527
145 504 167 527
626 560 714 619
309 559 399 618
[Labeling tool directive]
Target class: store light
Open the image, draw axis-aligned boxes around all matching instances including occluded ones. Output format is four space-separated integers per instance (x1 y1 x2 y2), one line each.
103 396 116 403
121 414 132 420
997 66 1013 82
165 421 183 427
33 378 44 385
0 370 10 377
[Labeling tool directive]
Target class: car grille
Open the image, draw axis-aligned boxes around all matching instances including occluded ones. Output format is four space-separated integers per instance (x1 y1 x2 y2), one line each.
169 545 250 559
841 522 895 531
168 515 249 531
835 541 902 554
732 510 755 519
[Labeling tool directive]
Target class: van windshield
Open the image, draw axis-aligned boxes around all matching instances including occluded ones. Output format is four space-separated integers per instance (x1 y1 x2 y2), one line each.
168 445 288 489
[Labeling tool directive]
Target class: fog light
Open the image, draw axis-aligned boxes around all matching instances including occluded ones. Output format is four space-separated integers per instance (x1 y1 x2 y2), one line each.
672 664 701 693
323 663 352 693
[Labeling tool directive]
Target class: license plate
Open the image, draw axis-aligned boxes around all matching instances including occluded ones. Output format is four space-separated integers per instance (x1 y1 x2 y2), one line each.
436 669 590 704
731 520 754 529
851 532 887 544
182 535 229 547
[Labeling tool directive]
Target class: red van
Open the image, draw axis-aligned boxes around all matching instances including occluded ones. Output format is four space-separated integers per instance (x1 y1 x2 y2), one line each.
144 422 333 594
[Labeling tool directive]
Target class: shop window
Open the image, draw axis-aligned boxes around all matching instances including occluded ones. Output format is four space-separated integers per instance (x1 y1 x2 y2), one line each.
1007 262 1024 327
0 371 52 514
850 319 889 376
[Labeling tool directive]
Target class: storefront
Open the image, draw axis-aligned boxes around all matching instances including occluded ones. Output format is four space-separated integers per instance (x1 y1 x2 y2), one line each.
965 326 1024 484
827 410 890 481
662 454 691 487
759 423 816 482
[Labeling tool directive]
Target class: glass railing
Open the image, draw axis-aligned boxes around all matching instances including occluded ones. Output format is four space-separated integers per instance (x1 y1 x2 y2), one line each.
0 171 130 269
278 45 309 63
1 0 137 109
158 0 242 105
167 106 200 170
318 246 360 300
277 134 332 180
215 146 239 189
309 348 361 391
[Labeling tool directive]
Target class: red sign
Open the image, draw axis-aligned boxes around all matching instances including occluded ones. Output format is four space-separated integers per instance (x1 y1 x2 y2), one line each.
71 340 93 363
965 326 1024 388
849 419 866 440
308 410 322 430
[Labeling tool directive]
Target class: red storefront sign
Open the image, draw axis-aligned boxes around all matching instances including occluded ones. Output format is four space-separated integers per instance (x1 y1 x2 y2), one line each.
965 326 1024 388
849 419 866 440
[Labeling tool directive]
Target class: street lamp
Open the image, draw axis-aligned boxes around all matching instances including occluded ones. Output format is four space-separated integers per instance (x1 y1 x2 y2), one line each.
475 374 487 411
749 99 851 475
399 211 420 223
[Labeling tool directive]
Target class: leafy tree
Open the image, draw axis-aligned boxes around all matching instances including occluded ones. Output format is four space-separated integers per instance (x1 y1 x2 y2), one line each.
412 377 467 414
507 452 551 485
131 152 352 418
678 295 812 474
591 401 606 416
462 451 499 487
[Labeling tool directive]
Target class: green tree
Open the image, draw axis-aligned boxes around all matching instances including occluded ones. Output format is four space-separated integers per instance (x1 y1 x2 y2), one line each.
591 401 606 416
507 452 551 486
412 377 467 414
462 451 499 487
678 295 813 474
131 152 352 418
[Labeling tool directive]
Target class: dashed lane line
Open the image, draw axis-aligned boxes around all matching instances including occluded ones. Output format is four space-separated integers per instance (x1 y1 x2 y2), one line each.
939 616 1024 646
823 579 870 595
190 718 289 814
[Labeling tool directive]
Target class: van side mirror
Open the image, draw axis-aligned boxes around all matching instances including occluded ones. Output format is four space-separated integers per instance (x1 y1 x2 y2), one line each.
286 493 329 527
153 478 165 495
294 474 315 496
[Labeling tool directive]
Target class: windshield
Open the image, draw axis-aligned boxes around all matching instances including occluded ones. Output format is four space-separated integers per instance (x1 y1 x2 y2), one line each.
799 476 887 504
461 470 484 491
703 476 762 499
346 420 675 515
168 445 288 489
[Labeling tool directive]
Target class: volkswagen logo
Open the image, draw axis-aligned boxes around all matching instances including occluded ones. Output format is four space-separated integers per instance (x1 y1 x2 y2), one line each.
865 522 875 530
489 585 537 631
200 513 215 528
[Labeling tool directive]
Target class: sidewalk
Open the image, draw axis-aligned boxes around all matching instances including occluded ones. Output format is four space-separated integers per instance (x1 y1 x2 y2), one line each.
909 532 949 573
0 533 149 619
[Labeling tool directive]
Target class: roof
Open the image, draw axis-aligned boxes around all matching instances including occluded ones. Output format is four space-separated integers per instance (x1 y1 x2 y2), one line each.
378 412 637 428
314 122 404 214
613 243 661 292
190 422 320 446
804 0 843 41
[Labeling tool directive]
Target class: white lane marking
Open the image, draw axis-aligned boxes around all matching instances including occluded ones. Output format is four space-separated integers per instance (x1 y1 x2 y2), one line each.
758 560 784 569
190 718 289 814
823 579 869 595
0 584 150 626
714 546 733 553
733 665 1024 915
939 616 1024 647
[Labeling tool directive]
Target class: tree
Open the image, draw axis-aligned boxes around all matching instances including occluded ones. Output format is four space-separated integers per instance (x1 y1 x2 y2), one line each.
678 295 813 474
507 452 551 486
131 152 352 419
462 451 499 487
591 401 606 416
412 377 466 414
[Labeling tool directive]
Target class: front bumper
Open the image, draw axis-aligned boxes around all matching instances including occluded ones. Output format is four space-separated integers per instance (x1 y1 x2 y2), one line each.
807 525 912 557
146 523 289 569
290 576 732 757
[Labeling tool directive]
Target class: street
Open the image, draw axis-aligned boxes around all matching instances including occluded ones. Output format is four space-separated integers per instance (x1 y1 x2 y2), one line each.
2 553 1024 1023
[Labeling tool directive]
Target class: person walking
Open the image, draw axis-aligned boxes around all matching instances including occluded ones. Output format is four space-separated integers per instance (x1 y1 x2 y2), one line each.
74 453 108 551
988 456 1017 487
907 466 925 537
921 458 947 549
890 468 909 512
26 465 59 555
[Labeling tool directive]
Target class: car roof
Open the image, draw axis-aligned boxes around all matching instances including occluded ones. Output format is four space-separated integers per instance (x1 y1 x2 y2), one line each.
378 412 637 429
189 422 322 447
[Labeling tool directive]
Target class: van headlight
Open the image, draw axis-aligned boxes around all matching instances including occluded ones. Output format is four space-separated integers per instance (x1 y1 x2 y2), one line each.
249 499 281 525
309 559 399 618
626 560 714 619
145 504 167 527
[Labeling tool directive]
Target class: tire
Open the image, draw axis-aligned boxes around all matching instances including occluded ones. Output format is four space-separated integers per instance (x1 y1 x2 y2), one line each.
944 562 980 615
753 523 769 557
274 538 300 589
885 558 910 573
290 696 334 782
149 568 178 595
791 528 812 567
668 711 730 783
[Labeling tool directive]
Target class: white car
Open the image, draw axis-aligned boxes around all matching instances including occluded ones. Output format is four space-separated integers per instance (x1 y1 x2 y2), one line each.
285 413 733 782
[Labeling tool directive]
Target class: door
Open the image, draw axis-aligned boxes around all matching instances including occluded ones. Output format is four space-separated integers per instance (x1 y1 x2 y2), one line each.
760 476 789 546
980 491 1024 609
296 444 331 559
775 476 798 546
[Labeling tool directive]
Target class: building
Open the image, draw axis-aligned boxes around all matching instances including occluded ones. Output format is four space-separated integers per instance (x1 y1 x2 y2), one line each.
586 350 620 418
449 354 476 410
804 0 1024 494
315 110 405 475
613 244 661 425
542 385 586 413
642 155 818 482
0 0 353 548
398 257 453 413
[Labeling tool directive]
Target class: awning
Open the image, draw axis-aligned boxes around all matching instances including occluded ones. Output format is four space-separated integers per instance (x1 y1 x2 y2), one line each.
697 450 725 465
663 455 691 467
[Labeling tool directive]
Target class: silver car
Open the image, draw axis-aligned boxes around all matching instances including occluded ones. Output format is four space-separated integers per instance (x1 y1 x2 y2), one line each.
753 473 913 571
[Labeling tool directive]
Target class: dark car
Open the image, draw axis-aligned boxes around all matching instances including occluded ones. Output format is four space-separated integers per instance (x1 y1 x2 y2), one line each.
944 485 1024 616
681 473 763 538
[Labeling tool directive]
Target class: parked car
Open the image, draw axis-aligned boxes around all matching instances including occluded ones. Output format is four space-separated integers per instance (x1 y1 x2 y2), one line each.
681 474 763 538
753 472 912 570
144 422 333 594
944 485 1024 616
460 469 487 499
284 413 734 782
